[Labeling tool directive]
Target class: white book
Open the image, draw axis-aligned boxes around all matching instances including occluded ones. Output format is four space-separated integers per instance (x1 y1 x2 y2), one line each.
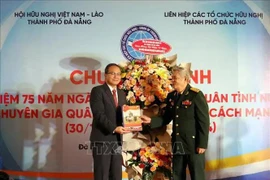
122 105 142 131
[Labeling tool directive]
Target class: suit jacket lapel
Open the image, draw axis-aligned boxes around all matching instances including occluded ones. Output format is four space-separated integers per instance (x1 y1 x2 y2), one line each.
117 89 125 106
104 84 117 107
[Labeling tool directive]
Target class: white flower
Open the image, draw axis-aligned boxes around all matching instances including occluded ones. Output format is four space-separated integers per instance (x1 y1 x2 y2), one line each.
119 61 129 67
126 91 134 100
139 95 146 102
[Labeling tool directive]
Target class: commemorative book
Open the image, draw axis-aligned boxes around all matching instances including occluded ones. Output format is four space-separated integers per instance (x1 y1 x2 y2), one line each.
122 105 142 131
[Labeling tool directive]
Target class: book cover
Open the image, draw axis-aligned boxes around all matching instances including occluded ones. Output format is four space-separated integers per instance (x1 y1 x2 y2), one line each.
122 105 142 131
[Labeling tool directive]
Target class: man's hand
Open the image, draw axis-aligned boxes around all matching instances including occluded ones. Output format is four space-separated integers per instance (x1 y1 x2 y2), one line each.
140 115 151 124
114 126 130 134
197 147 206 154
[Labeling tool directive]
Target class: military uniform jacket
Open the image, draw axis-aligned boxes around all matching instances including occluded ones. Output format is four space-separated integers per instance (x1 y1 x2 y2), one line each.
151 84 210 154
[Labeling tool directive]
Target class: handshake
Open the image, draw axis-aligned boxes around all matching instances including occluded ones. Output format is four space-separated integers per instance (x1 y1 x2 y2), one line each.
140 115 151 124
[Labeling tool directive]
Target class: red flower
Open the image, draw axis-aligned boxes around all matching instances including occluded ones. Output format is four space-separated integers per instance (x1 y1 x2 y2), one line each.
133 151 138 157
118 80 123 85
134 60 146 65
139 163 145 168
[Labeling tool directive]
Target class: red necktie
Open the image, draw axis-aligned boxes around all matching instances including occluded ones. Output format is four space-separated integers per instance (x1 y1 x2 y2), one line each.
112 89 118 106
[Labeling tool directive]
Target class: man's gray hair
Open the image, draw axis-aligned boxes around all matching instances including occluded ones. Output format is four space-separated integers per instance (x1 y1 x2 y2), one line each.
172 66 191 81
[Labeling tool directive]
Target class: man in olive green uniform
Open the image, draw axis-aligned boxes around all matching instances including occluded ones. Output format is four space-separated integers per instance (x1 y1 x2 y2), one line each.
141 65 210 180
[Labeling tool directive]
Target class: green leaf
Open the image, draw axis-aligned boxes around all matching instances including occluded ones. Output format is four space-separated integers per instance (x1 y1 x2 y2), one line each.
142 171 154 180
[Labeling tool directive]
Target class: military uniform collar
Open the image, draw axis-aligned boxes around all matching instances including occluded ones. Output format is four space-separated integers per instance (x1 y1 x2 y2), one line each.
179 84 191 96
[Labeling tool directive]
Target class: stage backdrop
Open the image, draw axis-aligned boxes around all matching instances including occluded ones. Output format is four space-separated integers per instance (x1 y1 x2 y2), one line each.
0 0 269 180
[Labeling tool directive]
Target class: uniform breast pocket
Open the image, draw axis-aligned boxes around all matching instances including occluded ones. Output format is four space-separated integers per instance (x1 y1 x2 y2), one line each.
181 104 194 118
165 105 174 116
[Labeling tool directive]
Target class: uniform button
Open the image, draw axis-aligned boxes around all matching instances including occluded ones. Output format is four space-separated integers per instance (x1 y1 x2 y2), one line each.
176 124 179 127
176 115 179 118
176 106 179 109
176 133 179 135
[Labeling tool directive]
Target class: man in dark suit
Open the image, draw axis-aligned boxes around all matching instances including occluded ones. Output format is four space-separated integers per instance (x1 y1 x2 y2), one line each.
90 63 130 180
141 65 210 180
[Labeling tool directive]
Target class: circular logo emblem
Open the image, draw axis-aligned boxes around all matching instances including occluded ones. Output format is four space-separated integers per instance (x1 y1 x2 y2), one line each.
120 25 160 61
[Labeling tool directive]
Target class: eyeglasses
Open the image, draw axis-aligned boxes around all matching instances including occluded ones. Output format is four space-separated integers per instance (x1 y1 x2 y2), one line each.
107 72 121 76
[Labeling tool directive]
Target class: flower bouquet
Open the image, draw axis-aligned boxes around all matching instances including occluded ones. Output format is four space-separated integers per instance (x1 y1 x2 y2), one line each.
119 54 176 180
118 55 175 109
127 142 172 180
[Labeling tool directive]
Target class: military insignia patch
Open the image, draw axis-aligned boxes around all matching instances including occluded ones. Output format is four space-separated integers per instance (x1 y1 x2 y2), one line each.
169 98 174 107
182 100 192 106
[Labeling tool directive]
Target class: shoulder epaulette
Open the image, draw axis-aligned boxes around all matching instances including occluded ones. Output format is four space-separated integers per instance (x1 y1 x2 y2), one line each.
190 87 200 93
